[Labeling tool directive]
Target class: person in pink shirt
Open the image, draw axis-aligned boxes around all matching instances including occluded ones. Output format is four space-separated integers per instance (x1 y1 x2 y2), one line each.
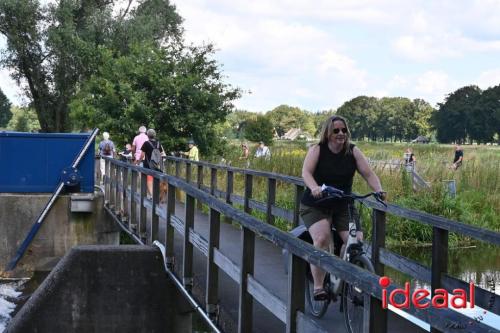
132 126 148 164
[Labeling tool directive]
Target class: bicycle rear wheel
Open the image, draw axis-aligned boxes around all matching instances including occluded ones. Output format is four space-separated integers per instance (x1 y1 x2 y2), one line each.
305 270 330 318
342 254 375 333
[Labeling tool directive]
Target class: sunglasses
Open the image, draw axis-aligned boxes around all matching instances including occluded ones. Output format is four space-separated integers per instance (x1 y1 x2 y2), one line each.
333 128 348 134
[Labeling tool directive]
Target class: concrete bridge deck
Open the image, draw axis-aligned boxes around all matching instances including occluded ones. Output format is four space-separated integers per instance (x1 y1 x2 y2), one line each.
149 201 427 333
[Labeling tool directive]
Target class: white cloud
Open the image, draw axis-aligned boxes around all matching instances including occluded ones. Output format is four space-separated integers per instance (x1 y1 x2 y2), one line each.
476 69 500 89
393 32 500 62
416 71 451 93
3 0 500 111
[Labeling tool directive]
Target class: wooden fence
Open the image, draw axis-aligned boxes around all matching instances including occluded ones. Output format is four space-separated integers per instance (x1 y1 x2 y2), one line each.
102 156 500 333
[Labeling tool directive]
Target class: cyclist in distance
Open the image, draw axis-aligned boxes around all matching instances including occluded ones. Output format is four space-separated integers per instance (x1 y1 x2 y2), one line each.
300 115 386 301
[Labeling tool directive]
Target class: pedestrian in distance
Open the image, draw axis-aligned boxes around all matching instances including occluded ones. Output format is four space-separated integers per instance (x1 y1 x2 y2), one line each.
98 131 115 185
300 115 386 301
239 142 250 167
450 145 464 170
119 143 133 163
140 129 165 197
132 125 148 165
254 141 271 159
181 140 199 161
403 147 416 171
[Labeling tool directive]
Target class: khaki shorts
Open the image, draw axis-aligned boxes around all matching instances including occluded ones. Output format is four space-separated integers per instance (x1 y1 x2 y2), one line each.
299 201 350 232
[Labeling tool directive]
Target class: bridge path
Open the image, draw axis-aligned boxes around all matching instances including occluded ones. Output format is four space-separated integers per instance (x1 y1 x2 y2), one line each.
143 201 427 333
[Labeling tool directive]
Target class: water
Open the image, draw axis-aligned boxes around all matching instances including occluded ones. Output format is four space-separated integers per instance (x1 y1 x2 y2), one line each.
0 279 26 332
386 244 500 330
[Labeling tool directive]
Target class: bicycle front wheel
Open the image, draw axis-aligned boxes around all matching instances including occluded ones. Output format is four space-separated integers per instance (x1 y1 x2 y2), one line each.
342 254 375 333
305 271 330 318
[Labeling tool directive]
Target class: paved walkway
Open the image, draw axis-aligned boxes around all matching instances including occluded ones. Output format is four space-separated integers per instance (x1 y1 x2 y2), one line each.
148 201 427 333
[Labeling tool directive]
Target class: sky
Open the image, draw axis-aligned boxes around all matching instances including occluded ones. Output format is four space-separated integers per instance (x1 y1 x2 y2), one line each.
1 0 500 112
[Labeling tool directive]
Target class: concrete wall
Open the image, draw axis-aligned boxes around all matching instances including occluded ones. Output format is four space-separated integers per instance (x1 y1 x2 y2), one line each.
0 192 119 276
6 245 192 333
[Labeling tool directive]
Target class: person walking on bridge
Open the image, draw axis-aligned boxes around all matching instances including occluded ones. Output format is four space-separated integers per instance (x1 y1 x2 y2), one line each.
132 125 148 165
98 131 115 185
300 115 385 301
140 129 165 197
181 140 199 161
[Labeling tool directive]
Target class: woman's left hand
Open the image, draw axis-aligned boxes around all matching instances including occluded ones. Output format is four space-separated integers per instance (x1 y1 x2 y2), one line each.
356 231 364 241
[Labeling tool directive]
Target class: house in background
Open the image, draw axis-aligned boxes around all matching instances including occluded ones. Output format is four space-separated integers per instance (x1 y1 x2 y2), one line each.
411 135 429 144
281 128 313 141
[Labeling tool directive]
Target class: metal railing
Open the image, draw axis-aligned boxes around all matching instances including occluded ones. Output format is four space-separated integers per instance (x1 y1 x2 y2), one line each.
102 156 500 333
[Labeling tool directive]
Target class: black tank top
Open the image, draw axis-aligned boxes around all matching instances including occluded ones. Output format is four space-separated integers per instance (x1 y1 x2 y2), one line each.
301 143 357 206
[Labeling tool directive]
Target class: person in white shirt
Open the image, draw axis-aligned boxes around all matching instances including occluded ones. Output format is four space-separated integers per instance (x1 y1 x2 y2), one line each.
255 141 271 159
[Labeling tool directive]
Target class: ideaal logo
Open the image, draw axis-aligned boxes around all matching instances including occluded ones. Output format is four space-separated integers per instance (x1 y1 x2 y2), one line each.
379 276 475 309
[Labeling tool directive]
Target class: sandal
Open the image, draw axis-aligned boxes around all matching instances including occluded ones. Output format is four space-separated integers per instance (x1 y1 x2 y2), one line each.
313 288 328 301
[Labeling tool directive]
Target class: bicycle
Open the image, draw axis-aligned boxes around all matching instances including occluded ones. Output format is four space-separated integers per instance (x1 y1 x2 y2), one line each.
287 185 386 333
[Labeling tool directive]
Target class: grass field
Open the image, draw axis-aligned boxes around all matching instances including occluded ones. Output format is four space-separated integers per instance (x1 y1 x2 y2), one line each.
210 140 500 246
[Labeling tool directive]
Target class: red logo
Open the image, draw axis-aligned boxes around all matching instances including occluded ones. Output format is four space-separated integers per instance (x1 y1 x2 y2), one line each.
379 276 475 309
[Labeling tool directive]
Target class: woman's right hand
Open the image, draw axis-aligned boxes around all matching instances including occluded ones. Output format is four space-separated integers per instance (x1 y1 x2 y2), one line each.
311 186 323 198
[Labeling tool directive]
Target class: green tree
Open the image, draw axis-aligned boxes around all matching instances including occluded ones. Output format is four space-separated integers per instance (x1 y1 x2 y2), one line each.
0 0 182 132
244 115 274 145
15 113 29 132
224 109 259 139
471 85 500 143
0 88 12 127
6 106 40 132
337 96 378 140
433 86 482 143
412 99 435 138
311 109 336 136
70 43 240 156
267 105 313 137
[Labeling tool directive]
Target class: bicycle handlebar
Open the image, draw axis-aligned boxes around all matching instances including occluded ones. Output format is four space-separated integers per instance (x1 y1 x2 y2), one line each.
317 184 387 207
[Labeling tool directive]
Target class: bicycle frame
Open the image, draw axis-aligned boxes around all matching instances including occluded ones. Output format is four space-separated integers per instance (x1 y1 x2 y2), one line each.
328 206 362 297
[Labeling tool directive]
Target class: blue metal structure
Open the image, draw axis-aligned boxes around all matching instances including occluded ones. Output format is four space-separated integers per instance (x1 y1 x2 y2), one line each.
0 131 95 193
5 129 99 271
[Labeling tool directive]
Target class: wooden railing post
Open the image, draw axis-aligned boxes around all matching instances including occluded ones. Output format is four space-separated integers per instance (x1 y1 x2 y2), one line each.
210 167 217 196
293 185 304 228
175 160 181 178
129 170 137 231
121 166 129 221
109 162 116 209
206 208 220 319
150 176 160 244
286 254 305 333
104 158 110 203
162 157 169 174
183 193 195 291
186 161 192 183
430 227 448 333
370 208 387 333
114 165 120 214
225 170 234 224
238 227 255 333
267 178 276 225
139 173 147 241
166 183 176 267
197 164 204 210
244 173 253 214
175 160 181 200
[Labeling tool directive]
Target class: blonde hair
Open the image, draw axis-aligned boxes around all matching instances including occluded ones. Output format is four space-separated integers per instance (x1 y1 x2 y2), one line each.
103 132 110 140
318 115 352 154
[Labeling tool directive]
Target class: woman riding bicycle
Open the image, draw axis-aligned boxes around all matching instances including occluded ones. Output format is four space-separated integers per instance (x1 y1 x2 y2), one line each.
300 115 385 301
